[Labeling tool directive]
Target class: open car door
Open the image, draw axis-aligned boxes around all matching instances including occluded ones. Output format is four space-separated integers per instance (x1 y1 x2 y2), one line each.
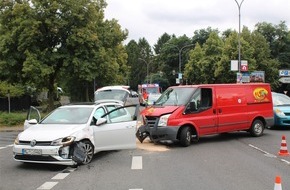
24 106 41 130
92 104 140 151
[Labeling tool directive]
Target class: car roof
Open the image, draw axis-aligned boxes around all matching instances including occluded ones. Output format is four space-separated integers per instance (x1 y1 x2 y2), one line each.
95 85 130 93
61 101 123 108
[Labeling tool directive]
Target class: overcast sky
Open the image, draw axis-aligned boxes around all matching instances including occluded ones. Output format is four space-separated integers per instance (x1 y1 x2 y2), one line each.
105 0 290 46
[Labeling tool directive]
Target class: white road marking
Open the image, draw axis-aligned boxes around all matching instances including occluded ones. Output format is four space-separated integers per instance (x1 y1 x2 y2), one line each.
37 182 58 190
248 144 277 158
129 189 143 190
131 156 142 170
51 173 70 180
281 159 290 165
36 167 76 190
0 144 14 150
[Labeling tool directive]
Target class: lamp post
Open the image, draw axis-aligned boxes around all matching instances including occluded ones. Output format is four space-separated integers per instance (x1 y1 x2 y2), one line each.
178 44 195 75
164 43 195 83
138 58 149 83
234 0 244 73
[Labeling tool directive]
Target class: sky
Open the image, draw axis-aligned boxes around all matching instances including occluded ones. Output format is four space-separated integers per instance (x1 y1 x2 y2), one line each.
104 0 290 46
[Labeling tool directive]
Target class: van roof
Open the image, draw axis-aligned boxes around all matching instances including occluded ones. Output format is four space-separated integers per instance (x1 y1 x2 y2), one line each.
171 83 269 88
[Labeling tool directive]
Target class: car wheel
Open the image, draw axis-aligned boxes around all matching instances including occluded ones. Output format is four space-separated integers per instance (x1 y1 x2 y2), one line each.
179 126 192 147
81 140 94 165
249 119 264 137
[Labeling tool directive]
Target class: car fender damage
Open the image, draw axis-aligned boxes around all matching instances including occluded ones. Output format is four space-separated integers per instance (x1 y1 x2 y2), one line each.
72 142 86 164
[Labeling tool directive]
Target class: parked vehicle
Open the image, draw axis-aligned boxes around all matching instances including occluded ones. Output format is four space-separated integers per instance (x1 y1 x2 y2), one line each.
94 85 139 105
94 86 130 104
271 92 290 128
13 102 139 166
138 83 162 105
136 83 274 147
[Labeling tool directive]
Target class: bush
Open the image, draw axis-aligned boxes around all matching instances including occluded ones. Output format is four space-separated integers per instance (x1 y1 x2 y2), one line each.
0 112 27 126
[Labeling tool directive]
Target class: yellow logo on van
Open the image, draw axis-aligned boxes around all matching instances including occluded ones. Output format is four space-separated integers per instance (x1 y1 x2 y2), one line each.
253 87 269 102
144 107 155 115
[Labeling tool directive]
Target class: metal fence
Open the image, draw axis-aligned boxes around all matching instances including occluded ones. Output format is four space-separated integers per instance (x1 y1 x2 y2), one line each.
0 95 31 111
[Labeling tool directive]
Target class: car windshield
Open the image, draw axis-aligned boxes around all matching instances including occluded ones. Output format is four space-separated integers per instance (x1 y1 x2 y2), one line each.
41 107 94 124
94 89 128 102
154 87 196 106
146 87 159 94
272 93 290 106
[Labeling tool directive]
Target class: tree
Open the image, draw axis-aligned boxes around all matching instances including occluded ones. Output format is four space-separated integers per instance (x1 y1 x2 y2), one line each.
153 32 172 55
184 43 204 84
0 0 128 109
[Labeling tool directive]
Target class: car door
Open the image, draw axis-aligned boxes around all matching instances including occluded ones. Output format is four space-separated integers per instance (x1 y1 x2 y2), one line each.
92 104 139 151
24 106 41 130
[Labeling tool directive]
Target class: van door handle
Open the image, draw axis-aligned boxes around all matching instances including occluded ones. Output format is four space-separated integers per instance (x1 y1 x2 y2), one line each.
213 109 216 114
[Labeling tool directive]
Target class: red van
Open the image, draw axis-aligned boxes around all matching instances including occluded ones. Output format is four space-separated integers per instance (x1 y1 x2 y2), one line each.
136 83 274 146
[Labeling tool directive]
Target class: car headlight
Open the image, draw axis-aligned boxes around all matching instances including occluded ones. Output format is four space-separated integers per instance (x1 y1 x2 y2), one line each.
158 114 171 126
51 136 75 146
275 109 285 117
14 136 19 145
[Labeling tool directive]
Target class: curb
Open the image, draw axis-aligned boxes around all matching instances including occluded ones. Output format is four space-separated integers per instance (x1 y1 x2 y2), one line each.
0 127 23 132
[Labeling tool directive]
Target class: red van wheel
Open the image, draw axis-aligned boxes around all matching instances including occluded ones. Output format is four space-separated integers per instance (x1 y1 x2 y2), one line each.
179 127 192 147
249 119 264 137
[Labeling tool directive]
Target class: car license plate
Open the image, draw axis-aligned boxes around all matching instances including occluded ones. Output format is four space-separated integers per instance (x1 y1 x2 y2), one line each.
22 149 42 155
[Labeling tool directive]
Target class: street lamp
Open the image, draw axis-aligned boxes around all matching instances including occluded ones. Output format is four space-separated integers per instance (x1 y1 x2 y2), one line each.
234 0 244 73
164 43 195 82
138 58 149 83
178 44 195 75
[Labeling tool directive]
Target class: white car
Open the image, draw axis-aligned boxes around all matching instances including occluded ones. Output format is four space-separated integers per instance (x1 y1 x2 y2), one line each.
13 102 139 166
94 85 130 104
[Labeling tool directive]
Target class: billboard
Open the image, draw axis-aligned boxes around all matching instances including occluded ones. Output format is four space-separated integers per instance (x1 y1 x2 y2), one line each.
237 71 265 83
250 71 265 83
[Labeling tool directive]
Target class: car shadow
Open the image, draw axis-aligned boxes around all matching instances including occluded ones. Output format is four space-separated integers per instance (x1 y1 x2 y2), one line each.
16 162 67 171
267 126 290 131
153 131 269 148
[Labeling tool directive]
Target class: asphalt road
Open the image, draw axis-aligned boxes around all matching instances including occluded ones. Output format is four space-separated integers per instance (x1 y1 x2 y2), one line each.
1 129 290 190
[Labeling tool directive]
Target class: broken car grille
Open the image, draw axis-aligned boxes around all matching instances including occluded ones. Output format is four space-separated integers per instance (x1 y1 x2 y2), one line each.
145 116 159 128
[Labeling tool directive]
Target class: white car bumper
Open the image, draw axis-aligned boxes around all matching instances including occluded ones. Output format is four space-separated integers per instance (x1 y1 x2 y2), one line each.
13 144 76 166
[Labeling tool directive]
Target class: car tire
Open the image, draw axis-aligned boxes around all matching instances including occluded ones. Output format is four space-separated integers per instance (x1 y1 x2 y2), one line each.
81 140 94 165
249 119 264 137
179 126 192 147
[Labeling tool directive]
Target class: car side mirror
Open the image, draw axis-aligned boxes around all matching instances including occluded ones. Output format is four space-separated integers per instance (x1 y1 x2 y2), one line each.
28 119 38 124
185 102 197 113
96 118 107 126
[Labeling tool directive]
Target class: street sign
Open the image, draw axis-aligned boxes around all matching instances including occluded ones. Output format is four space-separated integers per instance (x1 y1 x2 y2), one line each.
279 70 290 76
279 77 290 83
240 60 248 72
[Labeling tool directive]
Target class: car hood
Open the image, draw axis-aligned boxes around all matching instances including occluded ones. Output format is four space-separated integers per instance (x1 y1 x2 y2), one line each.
274 106 290 112
18 124 86 141
141 106 180 116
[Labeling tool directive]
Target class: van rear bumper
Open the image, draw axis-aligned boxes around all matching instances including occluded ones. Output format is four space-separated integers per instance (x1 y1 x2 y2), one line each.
137 124 180 142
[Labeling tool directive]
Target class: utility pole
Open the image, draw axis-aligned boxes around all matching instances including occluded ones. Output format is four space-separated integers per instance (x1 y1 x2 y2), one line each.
234 0 244 73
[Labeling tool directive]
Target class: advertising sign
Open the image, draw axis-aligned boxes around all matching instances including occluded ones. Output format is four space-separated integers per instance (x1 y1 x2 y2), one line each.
250 71 265 82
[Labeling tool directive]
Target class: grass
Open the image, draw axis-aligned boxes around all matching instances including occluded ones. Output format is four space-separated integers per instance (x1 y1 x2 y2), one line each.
0 111 27 127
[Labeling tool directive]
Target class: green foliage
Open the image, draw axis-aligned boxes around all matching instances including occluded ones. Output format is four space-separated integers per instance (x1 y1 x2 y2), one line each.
0 0 129 107
1 0 290 100
0 81 25 97
0 112 27 126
